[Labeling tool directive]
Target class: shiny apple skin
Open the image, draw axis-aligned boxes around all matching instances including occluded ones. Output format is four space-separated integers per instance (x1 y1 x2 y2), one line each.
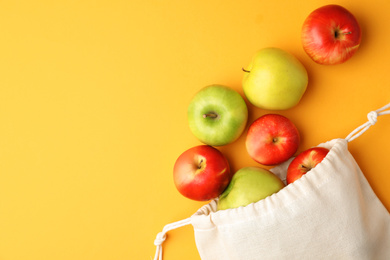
301 5 361 65
246 114 300 166
217 166 285 210
173 145 231 201
242 48 308 110
187 85 248 146
286 147 329 184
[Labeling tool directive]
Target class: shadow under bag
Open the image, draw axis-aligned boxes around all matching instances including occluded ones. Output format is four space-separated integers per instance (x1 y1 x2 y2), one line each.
153 103 390 260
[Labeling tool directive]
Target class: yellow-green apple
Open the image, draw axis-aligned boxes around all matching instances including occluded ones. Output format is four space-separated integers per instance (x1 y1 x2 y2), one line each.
242 48 308 110
217 167 285 210
173 145 232 201
286 147 329 184
246 114 300 166
301 5 362 65
188 85 248 146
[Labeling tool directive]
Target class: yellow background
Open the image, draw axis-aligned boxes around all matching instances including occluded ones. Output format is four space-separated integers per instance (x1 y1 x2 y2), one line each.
0 1 389 259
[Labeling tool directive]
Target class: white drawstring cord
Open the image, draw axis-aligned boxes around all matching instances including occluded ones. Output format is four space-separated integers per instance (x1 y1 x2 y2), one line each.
153 217 192 260
346 103 390 142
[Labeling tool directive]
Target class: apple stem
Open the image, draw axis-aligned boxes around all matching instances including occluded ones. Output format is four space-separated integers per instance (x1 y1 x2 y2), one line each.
335 30 352 38
203 113 218 119
198 159 203 169
242 68 250 73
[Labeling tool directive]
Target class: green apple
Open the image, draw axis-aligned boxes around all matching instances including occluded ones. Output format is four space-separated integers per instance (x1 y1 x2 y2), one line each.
188 85 248 146
242 48 308 110
217 166 285 210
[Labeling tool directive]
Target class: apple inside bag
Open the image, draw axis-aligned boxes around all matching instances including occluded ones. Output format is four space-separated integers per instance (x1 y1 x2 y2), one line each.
190 138 390 260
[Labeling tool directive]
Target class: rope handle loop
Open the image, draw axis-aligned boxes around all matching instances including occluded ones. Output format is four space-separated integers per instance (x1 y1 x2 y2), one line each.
345 103 390 142
153 217 192 260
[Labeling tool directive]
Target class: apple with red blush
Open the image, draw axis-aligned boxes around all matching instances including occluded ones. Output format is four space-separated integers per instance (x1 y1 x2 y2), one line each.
286 147 330 184
301 4 362 65
173 145 232 201
246 114 300 166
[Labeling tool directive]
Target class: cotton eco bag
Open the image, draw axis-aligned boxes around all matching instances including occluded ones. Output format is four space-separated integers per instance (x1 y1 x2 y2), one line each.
153 103 390 260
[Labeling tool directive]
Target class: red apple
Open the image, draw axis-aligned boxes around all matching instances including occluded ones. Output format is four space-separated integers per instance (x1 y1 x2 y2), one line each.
173 145 232 201
286 147 329 184
301 4 362 65
246 114 300 166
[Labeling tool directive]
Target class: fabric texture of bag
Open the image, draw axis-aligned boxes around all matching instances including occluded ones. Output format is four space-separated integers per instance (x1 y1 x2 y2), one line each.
153 103 390 260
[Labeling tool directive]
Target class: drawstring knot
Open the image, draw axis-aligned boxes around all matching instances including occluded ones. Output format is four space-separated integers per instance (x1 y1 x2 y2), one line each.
346 103 390 142
154 232 166 246
153 217 192 260
367 111 378 125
